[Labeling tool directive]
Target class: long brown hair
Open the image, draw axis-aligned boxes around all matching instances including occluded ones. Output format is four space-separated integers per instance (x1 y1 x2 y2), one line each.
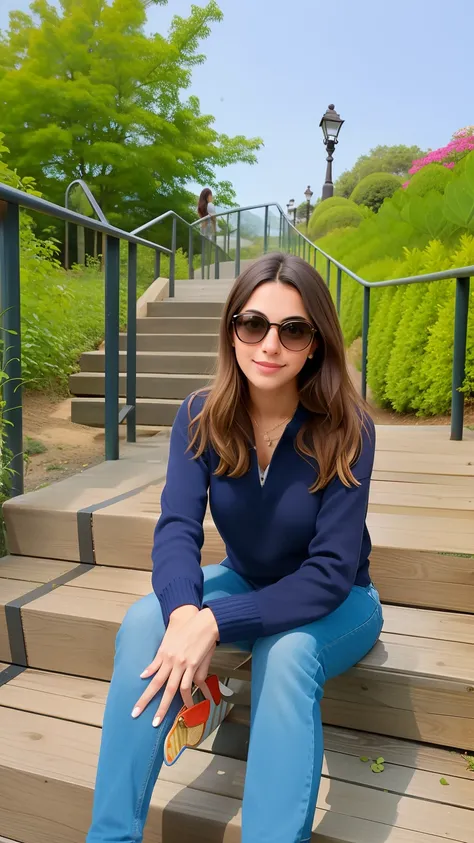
189 253 371 491
197 188 212 218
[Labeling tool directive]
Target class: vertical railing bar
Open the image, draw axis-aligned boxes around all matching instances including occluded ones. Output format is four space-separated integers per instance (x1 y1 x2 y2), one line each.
303 239 306 262
215 238 220 280
201 235 205 281
154 249 161 281
235 211 241 276
264 206 269 254
326 258 331 289
104 236 120 461
361 285 370 402
126 241 137 444
0 201 23 496
336 266 342 317
279 213 282 249
188 227 194 279
450 275 470 440
169 217 176 297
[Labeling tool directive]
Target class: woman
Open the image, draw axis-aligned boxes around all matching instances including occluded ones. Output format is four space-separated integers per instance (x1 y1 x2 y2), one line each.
87 253 383 843
197 187 216 239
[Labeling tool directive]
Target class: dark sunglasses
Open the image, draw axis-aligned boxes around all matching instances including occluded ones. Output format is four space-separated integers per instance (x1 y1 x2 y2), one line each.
232 311 317 352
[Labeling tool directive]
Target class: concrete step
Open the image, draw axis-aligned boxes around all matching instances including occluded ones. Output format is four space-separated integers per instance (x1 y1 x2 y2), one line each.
71 397 181 426
136 316 220 334
69 372 210 400
79 350 217 375
118 332 219 352
147 300 224 317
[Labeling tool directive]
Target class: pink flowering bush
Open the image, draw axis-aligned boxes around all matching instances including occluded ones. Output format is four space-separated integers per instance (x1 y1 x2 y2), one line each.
408 131 474 176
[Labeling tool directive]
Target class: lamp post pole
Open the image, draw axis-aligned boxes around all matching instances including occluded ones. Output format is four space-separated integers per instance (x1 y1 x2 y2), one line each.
319 104 344 201
304 185 313 231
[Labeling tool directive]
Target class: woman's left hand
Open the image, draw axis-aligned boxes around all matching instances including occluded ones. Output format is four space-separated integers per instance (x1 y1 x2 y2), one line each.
133 608 220 727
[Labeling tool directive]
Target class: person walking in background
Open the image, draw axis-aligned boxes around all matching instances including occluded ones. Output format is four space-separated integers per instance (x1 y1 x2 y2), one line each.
197 187 216 239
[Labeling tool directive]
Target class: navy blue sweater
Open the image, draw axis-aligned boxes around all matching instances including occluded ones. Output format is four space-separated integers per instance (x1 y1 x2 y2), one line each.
152 393 375 644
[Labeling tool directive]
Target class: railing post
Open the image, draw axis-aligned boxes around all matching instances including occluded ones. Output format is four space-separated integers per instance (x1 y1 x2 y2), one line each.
169 217 176 297
361 285 371 402
154 249 161 281
450 276 470 440
188 227 194 279
264 206 269 254
313 249 317 270
336 267 342 316
279 214 283 249
235 211 241 276
326 258 331 289
104 236 120 461
0 200 23 496
303 239 306 261
215 239 220 280
126 242 137 443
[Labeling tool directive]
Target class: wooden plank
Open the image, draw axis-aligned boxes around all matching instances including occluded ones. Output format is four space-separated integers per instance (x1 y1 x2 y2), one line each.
381 605 474 644
370 480 474 512
2 442 168 561
3 667 472 784
368 515 474 555
0 579 42 663
0 556 78 583
1 708 472 843
373 449 474 477
372 470 474 488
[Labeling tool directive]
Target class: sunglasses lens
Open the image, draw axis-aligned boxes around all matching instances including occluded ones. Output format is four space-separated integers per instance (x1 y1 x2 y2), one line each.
234 314 267 343
280 321 313 350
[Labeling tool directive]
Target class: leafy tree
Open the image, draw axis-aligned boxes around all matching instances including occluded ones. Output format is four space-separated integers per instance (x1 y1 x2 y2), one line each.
0 0 262 231
295 201 314 223
335 145 425 198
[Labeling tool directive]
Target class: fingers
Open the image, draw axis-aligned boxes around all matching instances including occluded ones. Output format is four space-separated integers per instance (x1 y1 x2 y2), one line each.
132 662 170 718
179 666 195 710
152 666 184 727
140 651 163 679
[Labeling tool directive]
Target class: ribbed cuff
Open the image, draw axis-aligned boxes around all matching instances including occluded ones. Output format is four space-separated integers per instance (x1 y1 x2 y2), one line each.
157 577 202 627
204 593 263 644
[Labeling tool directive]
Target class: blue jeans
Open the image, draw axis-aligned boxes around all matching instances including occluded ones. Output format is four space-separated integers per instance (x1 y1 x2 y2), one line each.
87 564 383 843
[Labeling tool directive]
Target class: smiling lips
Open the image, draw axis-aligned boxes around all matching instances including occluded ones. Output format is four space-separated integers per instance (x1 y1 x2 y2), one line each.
253 360 284 372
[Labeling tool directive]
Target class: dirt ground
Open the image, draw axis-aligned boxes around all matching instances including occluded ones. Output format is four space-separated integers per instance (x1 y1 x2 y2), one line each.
22 392 163 493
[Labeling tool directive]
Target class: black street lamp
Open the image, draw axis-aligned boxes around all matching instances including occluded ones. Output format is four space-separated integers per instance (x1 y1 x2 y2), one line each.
319 104 344 200
304 185 313 230
287 198 296 225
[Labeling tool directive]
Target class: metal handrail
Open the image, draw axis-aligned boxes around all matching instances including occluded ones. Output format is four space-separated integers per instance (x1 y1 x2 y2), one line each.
64 179 109 270
0 181 172 496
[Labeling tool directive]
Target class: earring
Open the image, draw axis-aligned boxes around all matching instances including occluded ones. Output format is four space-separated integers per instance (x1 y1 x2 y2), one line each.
308 353 313 359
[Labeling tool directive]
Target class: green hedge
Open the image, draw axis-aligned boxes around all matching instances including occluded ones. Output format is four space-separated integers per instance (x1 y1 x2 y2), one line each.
350 172 403 212
406 163 454 197
309 202 365 240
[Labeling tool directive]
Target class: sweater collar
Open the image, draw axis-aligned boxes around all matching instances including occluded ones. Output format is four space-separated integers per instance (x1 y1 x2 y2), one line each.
285 402 311 437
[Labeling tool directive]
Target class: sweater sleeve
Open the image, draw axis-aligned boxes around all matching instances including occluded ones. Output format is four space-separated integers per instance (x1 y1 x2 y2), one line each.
151 395 210 626
205 418 376 643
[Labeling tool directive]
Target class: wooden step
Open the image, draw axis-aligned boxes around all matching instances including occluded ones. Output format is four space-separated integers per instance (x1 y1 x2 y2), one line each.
1 559 473 748
4 431 474 612
0 680 472 843
71 397 184 427
118 333 219 352
136 316 221 333
147 300 224 317
69 372 210 400
79 350 217 374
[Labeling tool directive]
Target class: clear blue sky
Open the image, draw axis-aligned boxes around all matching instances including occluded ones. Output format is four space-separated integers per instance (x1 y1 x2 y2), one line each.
1 0 473 209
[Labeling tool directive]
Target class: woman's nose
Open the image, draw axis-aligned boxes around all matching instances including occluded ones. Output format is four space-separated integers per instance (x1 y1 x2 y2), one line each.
261 325 281 354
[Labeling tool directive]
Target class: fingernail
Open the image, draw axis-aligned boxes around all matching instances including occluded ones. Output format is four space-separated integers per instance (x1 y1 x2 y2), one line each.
140 669 149 678
152 716 161 728
131 707 140 718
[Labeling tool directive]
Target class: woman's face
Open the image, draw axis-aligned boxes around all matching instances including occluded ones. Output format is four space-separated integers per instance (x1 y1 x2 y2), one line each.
232 281 317 394
208 191 213 203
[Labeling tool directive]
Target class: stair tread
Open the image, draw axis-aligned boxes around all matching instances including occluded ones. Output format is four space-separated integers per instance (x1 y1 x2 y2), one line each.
0 705 472 843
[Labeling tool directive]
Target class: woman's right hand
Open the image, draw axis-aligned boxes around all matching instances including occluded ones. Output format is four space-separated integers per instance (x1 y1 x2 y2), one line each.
131 604 218 725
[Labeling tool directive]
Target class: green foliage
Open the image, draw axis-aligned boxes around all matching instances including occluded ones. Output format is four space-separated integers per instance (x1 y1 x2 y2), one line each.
335 144 425 198
350 172 403 212
309 196 350 226
0 0 262 230
309 202 365 240
407 164 454 197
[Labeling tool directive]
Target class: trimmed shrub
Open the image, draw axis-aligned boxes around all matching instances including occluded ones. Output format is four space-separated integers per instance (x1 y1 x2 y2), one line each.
309 196 351 227
406 163 454 197
309 202 365 240
351 172 403 212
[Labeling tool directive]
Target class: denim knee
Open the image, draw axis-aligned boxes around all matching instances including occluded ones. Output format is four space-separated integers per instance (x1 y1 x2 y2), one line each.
115 593 165 659
252 630 325 697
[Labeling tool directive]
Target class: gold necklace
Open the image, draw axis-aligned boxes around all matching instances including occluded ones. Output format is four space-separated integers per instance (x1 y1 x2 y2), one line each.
252 415 291 448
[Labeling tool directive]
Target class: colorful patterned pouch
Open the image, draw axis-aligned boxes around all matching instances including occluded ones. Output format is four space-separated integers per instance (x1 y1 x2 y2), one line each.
163 674 234 766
